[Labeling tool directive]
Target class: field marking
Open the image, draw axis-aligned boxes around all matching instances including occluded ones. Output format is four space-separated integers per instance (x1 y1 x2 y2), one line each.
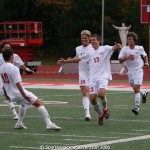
38 142 76 145
0 100 68 107
0 131 119 139
9 146 39 149
132 129 150 132
1 114 150 123
64 139 97 142
23 82 150 92
9 134 150 150
63 134 150 150
110 132 143 136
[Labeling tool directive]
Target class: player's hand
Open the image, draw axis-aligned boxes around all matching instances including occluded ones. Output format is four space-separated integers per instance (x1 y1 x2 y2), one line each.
113 43 122 50
144 63 149 69
127 54 134 60
57 58 66 65
26 68 35 74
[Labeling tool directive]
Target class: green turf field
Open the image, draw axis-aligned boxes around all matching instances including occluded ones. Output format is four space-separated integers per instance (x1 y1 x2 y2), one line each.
0 88 150 150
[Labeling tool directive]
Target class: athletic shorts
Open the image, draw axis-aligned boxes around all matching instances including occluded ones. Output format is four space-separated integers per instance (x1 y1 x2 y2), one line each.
128 68 143 86
79 74 90 86
12 90 37 108
89 79 109 94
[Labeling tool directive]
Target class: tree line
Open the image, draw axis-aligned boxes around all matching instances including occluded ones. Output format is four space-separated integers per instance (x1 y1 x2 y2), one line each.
0 0 148 60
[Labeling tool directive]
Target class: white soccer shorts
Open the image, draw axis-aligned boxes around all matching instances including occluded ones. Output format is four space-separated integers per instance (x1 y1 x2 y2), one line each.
89 79 109 94
12 90 37 108
128 68 143 86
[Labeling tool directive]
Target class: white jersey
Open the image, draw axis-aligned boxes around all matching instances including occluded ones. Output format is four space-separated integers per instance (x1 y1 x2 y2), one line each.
118 45 147 71
0 53 24 67
76 44 92 77
0 63 26 100
79 45 114 81
0 53 24 88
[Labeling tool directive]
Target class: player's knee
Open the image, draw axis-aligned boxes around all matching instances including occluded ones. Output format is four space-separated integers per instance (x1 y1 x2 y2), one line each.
98 94 105 100
33 99 43 107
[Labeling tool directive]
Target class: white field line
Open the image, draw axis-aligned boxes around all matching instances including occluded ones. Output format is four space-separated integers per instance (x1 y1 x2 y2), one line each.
0 114 150 123
23 84 150 92
64 139 97 142
9 146 39 149
62 134 150 150
9 135 150 150
0 131 119 139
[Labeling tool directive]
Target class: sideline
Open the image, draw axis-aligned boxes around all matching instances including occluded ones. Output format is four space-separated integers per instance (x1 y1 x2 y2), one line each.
23 81 150 91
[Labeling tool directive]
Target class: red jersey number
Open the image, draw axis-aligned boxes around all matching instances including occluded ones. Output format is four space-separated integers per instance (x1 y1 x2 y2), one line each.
94 57 99 63
1 73 10 84
80 80 86 84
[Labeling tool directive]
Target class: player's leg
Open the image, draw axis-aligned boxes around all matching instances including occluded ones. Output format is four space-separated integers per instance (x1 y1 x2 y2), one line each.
80 85 91 121
97 79 109 119
0 81 18 120
15 105 27 129
140 89 148 104
33 99 61 130
98 88 109 119
7 100 18 120
79 75 91 121
89 82 103 125
132 84 141 115
131 69 143 115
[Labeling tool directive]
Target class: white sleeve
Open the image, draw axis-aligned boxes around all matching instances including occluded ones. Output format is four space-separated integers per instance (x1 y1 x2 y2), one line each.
12 67 22 84
75 48 78 57
140 46 147 57
13 54 24 67
118 49 126 59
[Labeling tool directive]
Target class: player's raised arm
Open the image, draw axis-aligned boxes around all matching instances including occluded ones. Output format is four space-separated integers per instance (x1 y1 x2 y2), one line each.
112 43 122 51
57 56 80 65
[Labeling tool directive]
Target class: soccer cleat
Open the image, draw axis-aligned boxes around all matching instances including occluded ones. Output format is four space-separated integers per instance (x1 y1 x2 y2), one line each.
132 108 139 115
46 123 61 131
103 108 109 119
142 92 148 104
13 114 18 120
97 115 104 125
85 116 91 121
85 113 91 121
15 123 27 129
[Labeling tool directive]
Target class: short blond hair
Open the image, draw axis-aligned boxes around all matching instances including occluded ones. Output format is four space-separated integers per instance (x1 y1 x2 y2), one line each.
81 30 91 37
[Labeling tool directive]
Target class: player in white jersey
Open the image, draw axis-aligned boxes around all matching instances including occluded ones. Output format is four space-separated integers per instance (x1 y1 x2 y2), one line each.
118 32 149 115
58 34 122 125
0 49 61 130
75 30 92 121
0 42 34 120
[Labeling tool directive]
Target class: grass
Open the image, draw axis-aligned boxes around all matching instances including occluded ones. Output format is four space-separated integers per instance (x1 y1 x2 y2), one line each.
0 88 150 150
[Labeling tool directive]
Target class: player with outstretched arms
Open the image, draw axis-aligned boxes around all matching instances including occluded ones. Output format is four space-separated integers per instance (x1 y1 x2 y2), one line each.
58 34 122 125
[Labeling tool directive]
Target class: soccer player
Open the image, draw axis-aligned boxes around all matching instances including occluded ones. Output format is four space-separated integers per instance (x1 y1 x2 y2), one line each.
58 34 121 125
118 32 149 115
0 49 61 130
0 42 34 120
75 30 92 121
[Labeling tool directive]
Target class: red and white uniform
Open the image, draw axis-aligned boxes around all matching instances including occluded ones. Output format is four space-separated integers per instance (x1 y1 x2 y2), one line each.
79 45 114 94
0 53 24 89
76 44 92 86
0 63 37 107
118 45 147 85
